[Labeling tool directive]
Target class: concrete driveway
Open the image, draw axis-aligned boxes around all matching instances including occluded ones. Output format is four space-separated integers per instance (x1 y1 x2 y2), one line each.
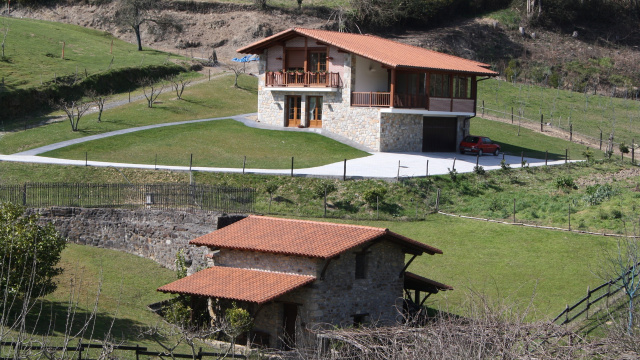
0 113 571 179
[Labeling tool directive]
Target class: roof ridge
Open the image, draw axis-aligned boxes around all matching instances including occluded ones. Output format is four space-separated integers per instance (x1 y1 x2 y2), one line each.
248 215 386 232
292 27 492 68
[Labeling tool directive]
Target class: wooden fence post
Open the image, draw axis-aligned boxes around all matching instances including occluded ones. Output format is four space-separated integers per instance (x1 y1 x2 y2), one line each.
600 130 603 150
570 123 573 142
397 160 400 181
291 157 294 177
435 188 441 212
540 114 543 132
565 304 569 324
343 159 346 181
586 286 590 319
189 153 193 171
426 160 429 177
568 203 571 230
242 156 246 175
520 151 524 166
452 158 456 171
565 149 568 164
545 150 548 166
22 183 26 206
632 138 635 164
155 154 157 170
324 186 327 217
482 100 484 116
511 107 514 124
513 198 516 223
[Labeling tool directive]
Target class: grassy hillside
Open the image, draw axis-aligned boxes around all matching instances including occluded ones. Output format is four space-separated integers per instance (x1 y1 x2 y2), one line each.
0 17 183 91
0 74 256 154
478 79 640 149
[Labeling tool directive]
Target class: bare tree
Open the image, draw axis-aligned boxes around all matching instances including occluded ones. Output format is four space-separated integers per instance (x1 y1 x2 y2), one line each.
140 78 165 108
87 89 111 123
114 0 181 51
168 75 192 100
57 99 91 132
598 235 640 334
227 63 245 88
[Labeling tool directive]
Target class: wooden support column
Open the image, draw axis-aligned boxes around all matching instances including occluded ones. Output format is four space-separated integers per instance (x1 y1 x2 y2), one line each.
472 76 477 113
303 38 308 72
449 74 454 112
390 68 396 108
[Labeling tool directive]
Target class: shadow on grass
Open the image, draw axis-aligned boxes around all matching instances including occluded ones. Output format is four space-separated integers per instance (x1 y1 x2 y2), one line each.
500 144 566 161
182 98 213 109
332 200 359 213
25 300 145 342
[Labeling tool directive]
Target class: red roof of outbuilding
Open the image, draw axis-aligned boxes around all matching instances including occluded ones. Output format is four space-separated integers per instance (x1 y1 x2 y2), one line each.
190 215 442 258
237 28 497 76
157 267 315 304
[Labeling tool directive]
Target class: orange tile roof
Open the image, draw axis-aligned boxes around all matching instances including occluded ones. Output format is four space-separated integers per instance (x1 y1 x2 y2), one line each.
158 266 315 304
237 28 497 76
190 215 442 258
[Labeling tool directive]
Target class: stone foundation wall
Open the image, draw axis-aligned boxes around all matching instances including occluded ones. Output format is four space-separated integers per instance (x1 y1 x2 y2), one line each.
379 113 424 152
28 207 223 274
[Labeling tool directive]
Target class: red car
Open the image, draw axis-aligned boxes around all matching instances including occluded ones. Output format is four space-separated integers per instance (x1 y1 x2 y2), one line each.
459 136 501 156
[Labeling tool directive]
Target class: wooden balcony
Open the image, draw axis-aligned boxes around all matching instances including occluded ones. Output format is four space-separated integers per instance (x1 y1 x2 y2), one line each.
351 92 476 113
265 71 342 88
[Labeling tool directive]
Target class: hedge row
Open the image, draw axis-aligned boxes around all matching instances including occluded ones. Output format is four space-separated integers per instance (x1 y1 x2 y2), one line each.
0 64 186 121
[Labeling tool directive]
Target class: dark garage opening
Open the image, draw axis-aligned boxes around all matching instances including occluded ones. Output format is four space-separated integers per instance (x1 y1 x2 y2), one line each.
422 117 457 152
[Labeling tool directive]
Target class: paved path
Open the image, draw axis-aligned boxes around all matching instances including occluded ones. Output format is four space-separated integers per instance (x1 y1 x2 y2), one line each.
3 114 572 179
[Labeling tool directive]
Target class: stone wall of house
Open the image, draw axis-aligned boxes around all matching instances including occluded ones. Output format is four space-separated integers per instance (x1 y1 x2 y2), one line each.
379 113 424 152
213 249 322 277
27 207 222 274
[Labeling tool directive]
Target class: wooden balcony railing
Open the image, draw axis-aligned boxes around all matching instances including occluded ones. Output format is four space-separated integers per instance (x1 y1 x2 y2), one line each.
352 92 475 113
351 92 391 107
265 71 342 88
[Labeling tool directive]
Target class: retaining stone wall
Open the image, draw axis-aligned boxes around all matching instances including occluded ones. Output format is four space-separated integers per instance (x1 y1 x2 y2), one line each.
28 207 226 274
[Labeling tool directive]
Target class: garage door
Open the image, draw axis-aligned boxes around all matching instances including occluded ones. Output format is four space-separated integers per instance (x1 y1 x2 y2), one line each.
422 117 457 152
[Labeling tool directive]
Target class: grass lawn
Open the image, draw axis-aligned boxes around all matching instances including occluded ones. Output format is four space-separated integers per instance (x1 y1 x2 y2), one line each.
20 243 184 354
0 74 258 154
478 78 640 147
333 215 615 320
470 117 604 160
41 119 369 169
0 17 183 91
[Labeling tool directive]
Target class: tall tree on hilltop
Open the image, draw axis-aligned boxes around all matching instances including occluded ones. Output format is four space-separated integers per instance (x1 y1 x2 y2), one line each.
114 0 181 51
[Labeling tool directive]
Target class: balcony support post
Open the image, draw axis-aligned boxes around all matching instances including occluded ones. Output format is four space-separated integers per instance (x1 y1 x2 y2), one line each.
390 68 396 108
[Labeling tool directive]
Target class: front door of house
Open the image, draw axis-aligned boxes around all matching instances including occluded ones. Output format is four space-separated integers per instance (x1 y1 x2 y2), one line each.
282 303 298 350
287 96 302 127
308 96 322 128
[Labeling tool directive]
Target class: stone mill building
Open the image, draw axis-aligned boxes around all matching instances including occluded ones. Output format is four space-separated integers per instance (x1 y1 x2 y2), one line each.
158 215 451 349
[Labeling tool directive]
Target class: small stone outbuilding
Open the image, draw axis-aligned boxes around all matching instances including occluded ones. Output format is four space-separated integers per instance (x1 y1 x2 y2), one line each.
158 215 451 349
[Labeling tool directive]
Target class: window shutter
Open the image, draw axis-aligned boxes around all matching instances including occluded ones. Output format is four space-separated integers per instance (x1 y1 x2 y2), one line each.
286 50 305 69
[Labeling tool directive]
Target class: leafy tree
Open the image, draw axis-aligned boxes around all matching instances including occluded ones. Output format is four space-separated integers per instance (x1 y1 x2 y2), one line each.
222 303 253 356
0 203 66 298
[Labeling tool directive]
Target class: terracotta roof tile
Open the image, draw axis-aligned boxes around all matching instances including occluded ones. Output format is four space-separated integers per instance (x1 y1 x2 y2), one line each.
190 215 442 258
237 28 497 76
157 267 315 304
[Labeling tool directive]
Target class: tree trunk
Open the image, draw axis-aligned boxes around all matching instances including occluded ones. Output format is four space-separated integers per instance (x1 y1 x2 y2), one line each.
133 24 142 51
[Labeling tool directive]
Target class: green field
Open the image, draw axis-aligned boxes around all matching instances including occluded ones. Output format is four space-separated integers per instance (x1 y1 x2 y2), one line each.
349 215 614 319
0 74 257 154
42 119 369 169
0 17 183 91
478 79 640 148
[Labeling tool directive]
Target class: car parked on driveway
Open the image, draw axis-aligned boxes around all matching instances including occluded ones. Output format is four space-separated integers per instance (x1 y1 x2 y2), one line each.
459 136 501 156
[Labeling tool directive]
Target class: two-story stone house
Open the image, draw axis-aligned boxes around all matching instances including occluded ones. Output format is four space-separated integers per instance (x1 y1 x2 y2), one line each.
236 28 497 152
158 215 451 349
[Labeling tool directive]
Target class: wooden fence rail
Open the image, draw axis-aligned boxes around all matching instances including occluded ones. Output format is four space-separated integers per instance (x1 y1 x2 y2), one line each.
553 261 640 325
0 341 246 359
0 183 255 214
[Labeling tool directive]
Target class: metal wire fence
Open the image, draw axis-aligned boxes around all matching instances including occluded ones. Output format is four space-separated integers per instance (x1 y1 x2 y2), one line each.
0 183 255 214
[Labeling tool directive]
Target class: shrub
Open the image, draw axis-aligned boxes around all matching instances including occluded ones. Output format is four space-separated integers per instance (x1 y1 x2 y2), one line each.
164 298 191 326
500 159 511 172
448 168 459 182
555 176 578 190
473 165 486 175
583 184 618 205
363 187 387 206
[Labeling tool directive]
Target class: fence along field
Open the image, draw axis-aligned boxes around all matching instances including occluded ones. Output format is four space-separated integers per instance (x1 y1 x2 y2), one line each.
477 79 640 150
0 183 255 213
